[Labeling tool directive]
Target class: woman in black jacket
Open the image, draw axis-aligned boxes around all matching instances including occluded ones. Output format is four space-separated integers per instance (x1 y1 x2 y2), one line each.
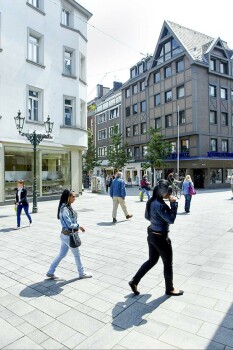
15 180 32 229
129 179 183 296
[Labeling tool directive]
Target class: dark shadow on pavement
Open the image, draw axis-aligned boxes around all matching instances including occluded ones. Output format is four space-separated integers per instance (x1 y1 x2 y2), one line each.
111 293 169 331
177 212 190 215
0 227 17 232
19 277 80 298
97 222 115 226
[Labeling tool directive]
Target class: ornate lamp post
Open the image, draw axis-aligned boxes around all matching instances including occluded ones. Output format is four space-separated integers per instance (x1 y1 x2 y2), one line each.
14 110 54 213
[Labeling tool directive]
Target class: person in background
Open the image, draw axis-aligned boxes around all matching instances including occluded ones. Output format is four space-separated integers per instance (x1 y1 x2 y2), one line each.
15 179 32 229
110 172 133 223
231 172 233 199
182 174 193 213
128 179 183 296
105 175 110 193
140 175 151 202
46 189 92 279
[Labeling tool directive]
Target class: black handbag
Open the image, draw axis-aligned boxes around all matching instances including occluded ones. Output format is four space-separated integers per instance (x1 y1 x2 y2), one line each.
69 229 81 248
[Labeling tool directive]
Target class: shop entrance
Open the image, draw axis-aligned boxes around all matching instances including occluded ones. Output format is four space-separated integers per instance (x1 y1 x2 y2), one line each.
193 169 205 188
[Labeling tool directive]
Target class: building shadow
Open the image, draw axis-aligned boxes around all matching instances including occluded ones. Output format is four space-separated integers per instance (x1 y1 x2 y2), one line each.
111 293 169 331
19 277 80 298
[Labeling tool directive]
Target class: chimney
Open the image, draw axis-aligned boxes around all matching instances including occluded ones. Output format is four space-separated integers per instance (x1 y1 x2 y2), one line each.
113 81 122 91
96 84 103 98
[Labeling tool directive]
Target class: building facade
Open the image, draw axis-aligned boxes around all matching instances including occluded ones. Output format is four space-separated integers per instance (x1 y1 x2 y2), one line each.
121 20 233 188
0 0 92 203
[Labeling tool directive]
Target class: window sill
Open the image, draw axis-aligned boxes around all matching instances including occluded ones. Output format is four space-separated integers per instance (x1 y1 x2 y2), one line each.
62 73 77 79
26 59 45 69
26 2 46 15
79 78 87 85
60 125 87 132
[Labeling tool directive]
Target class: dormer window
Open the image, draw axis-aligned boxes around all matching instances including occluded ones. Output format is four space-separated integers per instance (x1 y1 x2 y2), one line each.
130 67 137 79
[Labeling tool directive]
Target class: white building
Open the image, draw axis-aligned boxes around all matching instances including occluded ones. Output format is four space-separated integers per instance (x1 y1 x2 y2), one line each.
0 0 92 203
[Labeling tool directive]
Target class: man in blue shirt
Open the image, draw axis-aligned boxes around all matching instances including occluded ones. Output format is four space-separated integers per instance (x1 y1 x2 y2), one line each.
110 172 133 223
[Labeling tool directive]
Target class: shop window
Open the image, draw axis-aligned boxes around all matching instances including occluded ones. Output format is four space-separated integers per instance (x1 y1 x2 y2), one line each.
210 168 223 184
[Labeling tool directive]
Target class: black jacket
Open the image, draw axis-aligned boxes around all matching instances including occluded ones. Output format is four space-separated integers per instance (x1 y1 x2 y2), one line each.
15 187 29 206
145 199 178 233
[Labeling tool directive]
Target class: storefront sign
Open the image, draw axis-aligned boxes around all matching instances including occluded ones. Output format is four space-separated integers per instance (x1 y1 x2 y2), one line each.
168 152 189 159
207 152 233 157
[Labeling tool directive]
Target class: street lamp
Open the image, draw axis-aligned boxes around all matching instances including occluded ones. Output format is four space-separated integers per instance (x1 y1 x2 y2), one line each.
14 110 54 213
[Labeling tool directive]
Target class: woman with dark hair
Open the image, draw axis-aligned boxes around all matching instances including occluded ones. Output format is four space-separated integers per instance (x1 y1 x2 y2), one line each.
46 189 92 279
15 179 32 229
129 179 183 296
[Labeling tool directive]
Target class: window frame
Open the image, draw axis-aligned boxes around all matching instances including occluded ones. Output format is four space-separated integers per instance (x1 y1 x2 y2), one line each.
165 90 172 103
177 85 185 99
64 96 75 127
28 28 44 65
165 114 172 128
154 93 161 106
209 84 217 98
210 110 217 124
63 47 75 76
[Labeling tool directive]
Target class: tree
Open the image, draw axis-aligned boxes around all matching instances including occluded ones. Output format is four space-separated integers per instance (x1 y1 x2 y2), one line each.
82 128 101 174
107 124 131 171
143 127 171 184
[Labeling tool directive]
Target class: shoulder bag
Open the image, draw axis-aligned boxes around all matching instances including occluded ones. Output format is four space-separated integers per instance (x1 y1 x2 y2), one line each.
69 229 81 248
188 182 196 195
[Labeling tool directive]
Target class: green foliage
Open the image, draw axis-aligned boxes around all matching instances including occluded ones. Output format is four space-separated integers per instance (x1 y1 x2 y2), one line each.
145 127 171 168
82 129 101 173
107 124 131 171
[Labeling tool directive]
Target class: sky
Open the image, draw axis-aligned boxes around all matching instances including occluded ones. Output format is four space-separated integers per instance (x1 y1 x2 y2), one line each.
78 0 233 101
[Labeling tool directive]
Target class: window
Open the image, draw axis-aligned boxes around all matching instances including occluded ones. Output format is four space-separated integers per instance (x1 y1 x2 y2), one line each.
210 138 217 152
79 53 86 82
133 103 138 114
181 139 189 152
142 145 147 157
210 168 222 184
133 124 139 136
98 129 107 140
61 8 73 27
154 71 160 83
97 113 106 124
138 63 144 74
165 114 172 128
222 140 228 152
231 90 233 102
164 66 172 78
127 148 132 157
28 0 43 10
130 67 137 79
220 87 228 100
64 97 75 126
134 147 140 158
155 117 161 129
178 110 186 124
221 112 228 126
209 85 216 97
28 89 41 122
165 90 172 103
220 61 228 74
28 30 43 64
177 85 185 99
210 58 216 71
210 110 217 124
126 126 131 137
64 48 75 76
140 80 145 91
154 38 182 66
141 122 146 134
109 124 119 136
109 108 118 119
140 100 146 112
125 88 130 98
98 147 107 157
154 94 160 106
126 106 130 117
176 59 184 73
169 141 177 153
132 84 138 95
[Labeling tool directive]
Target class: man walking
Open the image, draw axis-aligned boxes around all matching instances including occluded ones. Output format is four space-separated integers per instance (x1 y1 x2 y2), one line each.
110 172 133 223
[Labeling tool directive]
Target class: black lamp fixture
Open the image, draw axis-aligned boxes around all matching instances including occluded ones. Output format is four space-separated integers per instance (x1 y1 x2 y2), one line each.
14 110 54 213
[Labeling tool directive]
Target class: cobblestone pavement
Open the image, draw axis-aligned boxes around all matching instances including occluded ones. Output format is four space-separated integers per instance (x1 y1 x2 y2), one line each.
0 187 233 349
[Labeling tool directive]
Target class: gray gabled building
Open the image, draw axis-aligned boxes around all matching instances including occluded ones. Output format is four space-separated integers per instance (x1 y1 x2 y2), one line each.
122 20 233 188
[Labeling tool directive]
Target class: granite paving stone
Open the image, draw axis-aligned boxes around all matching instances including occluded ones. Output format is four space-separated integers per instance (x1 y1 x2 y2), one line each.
0 188 233 349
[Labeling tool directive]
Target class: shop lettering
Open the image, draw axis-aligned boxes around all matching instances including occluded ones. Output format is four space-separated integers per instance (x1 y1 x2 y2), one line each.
207 152 233 157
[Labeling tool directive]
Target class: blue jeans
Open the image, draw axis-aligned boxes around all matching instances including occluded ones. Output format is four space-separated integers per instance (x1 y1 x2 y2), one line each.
17 204 32 227
184 194 192 212
47 234 85 276
140 187 150 201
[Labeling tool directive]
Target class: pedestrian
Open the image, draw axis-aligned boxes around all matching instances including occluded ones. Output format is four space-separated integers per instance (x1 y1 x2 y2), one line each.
167 172 175 185
46 189 92 279
105 175 110 193
182 174 194 213
231 172 233 199
140 175 151 201
110 172 133 223
15 179 32 229
128 179 183 296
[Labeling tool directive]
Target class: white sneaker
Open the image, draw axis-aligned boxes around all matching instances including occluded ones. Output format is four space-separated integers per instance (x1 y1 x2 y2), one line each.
79 273 92 279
